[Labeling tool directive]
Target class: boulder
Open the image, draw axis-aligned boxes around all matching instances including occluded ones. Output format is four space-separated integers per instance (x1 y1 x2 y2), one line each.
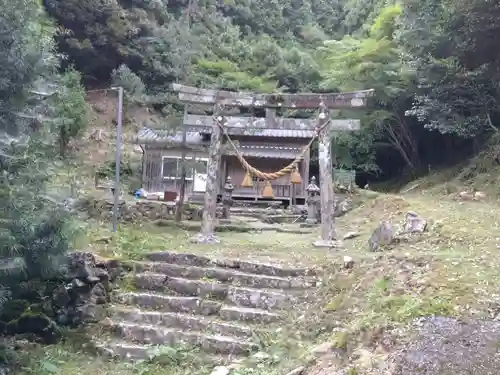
333 197 353 217
368 221 395 252
6 312 61 344
404 211 427 233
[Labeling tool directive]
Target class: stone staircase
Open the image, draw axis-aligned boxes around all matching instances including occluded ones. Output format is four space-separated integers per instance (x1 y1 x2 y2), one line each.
93 251 317 363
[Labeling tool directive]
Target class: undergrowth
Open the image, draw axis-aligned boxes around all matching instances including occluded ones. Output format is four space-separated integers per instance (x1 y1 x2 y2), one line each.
400 134 500 197
15 335 304 375
16 339 216 375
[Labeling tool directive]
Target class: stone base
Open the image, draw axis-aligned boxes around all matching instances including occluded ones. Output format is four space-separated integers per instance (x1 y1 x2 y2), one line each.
313 239 342 248
300 222 318 228
190 232 220 244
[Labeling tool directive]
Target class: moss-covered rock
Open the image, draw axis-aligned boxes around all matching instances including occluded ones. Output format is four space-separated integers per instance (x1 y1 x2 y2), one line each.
0 299 29 323
15 312 61 344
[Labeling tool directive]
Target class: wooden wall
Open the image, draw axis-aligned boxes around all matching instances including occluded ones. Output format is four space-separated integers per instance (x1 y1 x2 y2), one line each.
142 139 311 201
142 147 210 194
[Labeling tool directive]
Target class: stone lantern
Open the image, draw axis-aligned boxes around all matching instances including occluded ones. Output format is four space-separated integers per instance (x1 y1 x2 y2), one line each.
305 176 320 224
222 176 234 219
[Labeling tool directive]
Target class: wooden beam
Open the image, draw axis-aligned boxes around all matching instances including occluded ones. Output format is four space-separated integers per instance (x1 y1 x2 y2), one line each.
183 114 360 132
173 84 374 109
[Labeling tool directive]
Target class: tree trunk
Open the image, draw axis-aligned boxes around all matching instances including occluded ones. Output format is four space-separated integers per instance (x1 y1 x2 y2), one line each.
59 126 67 157
384 123 415 170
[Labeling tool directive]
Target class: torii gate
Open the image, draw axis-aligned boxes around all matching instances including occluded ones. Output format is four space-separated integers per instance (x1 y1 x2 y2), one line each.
172 84 374 246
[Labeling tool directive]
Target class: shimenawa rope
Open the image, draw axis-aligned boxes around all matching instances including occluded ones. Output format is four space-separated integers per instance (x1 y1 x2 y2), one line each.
212 93 329 196
215 115 330 181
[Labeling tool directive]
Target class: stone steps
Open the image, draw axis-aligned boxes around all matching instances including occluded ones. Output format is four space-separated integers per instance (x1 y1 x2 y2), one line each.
103 320 257 355
93 339 244 364
109 306 256 339
94 340 156 360
133 272 296 310
96 251 317 362
145 251 316 278
114 292 282 323
219 305 281 323
114 292 220 315
127 261 315 289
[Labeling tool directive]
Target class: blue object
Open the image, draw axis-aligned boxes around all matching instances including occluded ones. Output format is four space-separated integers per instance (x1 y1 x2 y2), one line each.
135 190 141 199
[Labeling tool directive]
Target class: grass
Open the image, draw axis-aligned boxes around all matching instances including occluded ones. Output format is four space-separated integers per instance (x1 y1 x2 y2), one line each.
14 333 300 375
17 188 500 374
76 216 337 266
15 340 216 375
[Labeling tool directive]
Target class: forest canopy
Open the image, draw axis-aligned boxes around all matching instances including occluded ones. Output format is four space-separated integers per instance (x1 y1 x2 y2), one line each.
40 0 500 180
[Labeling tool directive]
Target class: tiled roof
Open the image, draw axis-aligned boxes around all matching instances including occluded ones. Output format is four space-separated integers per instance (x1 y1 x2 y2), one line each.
135 127 315 145
231 128 315 138
136 128 309 158
136 128 205 145
231 144 304 158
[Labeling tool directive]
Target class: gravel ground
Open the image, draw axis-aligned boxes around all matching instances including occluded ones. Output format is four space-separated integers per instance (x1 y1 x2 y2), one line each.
386 316 500 374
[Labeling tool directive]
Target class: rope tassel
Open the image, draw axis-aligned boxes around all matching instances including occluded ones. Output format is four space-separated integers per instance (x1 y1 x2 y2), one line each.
290 167 302 184
217 118 328 189
241 171 254 187
262 181 275 198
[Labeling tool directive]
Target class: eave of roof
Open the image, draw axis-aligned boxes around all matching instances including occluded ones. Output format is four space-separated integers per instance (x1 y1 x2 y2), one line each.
135 128 206 146
135 126 316 145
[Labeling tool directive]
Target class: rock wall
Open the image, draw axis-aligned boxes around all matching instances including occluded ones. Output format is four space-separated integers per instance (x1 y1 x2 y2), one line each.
78 192 356 225
0 252 123 345
53 252 122 326
78 197 205 223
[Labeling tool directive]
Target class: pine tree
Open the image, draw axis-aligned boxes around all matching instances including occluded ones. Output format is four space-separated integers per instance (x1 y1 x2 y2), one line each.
0 0 75 311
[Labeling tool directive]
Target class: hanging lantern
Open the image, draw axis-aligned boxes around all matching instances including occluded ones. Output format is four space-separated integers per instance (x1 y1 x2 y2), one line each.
261 180 275 198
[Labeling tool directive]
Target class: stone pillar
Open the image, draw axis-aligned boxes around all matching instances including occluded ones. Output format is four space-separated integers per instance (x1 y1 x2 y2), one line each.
305 176 320 225
222 176 234 219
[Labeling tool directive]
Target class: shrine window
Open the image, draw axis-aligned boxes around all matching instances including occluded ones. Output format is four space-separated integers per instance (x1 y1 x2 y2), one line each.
161 156 207 180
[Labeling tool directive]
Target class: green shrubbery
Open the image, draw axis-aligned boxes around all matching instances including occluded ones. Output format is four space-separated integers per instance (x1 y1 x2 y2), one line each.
0 0 88 349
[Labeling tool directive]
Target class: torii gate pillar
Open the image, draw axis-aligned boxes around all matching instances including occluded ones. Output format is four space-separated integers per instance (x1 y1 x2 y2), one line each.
314 102 338 248
197 105 224 243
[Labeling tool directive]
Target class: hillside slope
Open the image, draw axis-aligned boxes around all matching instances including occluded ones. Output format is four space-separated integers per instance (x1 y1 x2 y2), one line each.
53 90 147 192
16 185 500 375
398 136 500 198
